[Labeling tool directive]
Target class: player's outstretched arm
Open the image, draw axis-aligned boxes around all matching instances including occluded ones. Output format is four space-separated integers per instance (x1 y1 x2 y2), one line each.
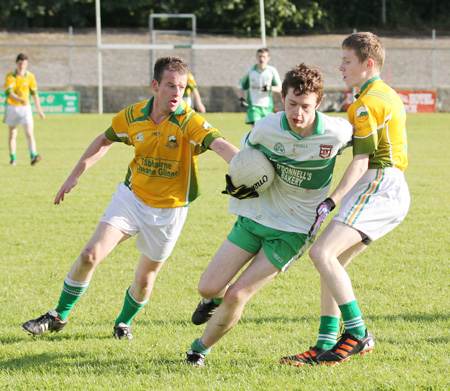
209 138 239 164
54 133 114 205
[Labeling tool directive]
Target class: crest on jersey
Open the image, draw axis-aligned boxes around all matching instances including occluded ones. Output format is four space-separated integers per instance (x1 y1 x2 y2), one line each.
136 132 144 142
274 142 285 154
166 135 179 149
319 144 333 159
202 121 212 130
356 105 369 123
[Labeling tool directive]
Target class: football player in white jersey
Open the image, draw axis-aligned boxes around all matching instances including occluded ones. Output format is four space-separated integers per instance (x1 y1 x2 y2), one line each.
185 63 353 366
238 48 282 126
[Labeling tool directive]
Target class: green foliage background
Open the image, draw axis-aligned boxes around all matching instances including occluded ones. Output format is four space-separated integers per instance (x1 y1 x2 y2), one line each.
1 0 449 34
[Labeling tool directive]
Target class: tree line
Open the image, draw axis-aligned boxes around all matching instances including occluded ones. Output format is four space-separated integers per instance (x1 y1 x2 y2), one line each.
2 0 448 34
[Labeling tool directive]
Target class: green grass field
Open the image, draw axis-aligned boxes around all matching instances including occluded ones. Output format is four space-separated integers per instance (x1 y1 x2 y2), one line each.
0 112 449 390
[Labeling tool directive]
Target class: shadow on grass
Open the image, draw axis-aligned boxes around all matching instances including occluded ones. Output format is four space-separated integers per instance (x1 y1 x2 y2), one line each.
0 351 185 374
0 329 129 345
239 315 317 325
368 313 449 323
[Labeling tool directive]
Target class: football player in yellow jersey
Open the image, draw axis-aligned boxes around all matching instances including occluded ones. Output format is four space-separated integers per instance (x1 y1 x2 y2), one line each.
281 32 410 366
4 53 45 165
22 56 239 340
183 73 206 113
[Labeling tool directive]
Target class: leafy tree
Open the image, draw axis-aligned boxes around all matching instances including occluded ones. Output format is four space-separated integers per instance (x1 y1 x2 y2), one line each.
0 0 449 33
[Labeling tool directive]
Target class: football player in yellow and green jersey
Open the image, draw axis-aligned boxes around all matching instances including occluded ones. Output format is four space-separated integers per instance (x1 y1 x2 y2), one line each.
282 32 410 367
22 57 239 340
5 69 37 106
4 53 45 165
182 73 206 112
184 73 197 101
105 97 220 208
347 76 408 172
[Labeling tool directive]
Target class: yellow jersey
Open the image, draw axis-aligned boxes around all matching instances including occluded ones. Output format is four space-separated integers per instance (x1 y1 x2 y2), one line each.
105 98 222 208
4 70 38 106
348 77 408 171
183 73 197 98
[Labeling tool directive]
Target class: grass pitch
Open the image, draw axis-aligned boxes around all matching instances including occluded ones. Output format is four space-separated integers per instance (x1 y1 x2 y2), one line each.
0 112 449 390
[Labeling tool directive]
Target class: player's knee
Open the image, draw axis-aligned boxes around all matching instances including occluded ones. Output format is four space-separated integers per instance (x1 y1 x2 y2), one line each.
79 246 101 267
197 281 219 299
223 285 248 308
309 243 328 267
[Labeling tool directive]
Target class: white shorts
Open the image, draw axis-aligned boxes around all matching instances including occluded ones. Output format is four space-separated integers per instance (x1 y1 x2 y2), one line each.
100 183 188 262
333 167 410 241
4 104 33 127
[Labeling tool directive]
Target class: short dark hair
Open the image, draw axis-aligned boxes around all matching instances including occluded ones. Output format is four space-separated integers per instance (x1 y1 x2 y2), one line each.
282 63 324 104
342 32 385 70
153 57 189 83
257 48 269 55
16 53 28 62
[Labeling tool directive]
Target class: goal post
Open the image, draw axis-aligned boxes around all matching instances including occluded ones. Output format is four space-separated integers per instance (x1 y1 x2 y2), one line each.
149 13 196 81
95 0 267 114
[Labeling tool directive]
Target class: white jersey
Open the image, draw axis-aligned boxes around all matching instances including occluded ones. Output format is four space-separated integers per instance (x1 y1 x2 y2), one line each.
229 111 353 234
238 65 282 108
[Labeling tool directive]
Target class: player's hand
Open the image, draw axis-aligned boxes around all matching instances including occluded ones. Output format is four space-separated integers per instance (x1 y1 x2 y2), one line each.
54 177 78 205
239 97 249 107
261 85 271 92
308 197 336 238
222 174 259 199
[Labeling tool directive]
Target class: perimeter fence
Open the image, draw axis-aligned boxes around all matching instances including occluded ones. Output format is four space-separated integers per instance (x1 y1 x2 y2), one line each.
1 28 449 88
1 28 450 112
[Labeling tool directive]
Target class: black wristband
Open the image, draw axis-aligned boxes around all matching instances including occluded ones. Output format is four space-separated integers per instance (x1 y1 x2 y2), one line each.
324 197 336 211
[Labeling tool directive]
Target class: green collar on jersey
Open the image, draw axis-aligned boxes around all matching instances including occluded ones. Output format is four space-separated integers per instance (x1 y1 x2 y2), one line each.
145 96 187 118
253 64 267 73
281 110 324 139
13 70 29 78
359 76 381 96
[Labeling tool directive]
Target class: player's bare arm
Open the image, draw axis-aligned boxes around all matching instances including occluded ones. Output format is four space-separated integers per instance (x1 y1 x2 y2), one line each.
32 93 45 120
192 89 206 113
271 86 282 93
328 153 369 204
209 138 239 164
7 91 25 104
54 133 114 205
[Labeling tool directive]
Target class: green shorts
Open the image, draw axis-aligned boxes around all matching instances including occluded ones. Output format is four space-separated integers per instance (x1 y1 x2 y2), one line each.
228 216 309 272
245 106 273 124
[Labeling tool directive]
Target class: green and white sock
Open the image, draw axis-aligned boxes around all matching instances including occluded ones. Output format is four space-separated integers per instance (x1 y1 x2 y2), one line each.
55 276 90 321
339 300 366 338
191 338 211 356
315 316 340 350
115 288 148 326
